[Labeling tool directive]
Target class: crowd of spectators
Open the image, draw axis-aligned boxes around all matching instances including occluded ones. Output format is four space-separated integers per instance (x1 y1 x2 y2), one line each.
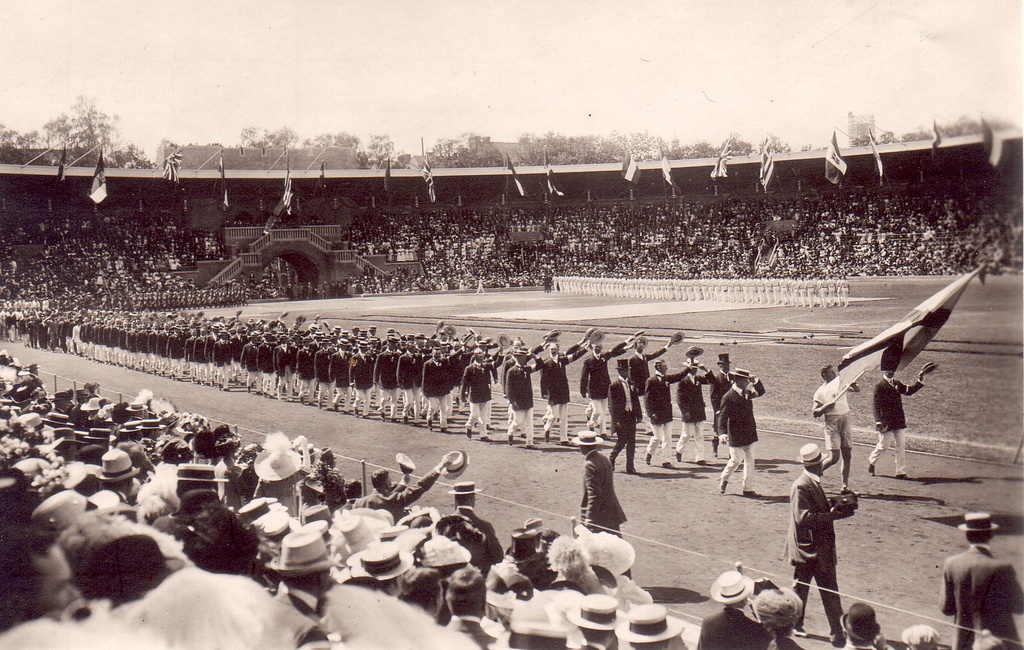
0 350 965 649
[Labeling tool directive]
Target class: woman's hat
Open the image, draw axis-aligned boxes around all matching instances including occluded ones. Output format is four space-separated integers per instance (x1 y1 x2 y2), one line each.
575 525 636 575
253 445 302 481
710 570 755 605
32 490 88 531
346 543 414 581
615 604 685 644
842 603 881 644
567 593 621 631
267 530 335 576
959 512 999 532
99 448 139 482
80 397 103 412
419 535 471 568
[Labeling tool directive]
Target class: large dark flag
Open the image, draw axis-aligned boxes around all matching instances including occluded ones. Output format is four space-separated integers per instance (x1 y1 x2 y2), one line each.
545 152 563 197
422 156 436 202
506 155 526 196
273 163 292 217
824 131 847 185
383 158 392 193
818 268 982 405
759 137 775 190
218 152 229 209
89 152 107 203
56 146 67 183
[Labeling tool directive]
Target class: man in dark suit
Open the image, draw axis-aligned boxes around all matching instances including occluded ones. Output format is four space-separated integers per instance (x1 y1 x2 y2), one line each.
579 337 629 438
538 334 587 445
697 570 771 650
784 443 848 647
941 512 1023 650
450 482 504 574
575 431 627 536
461 348 498 440
717 368 765 496
868 365 931 479
676 346 711 465
644 359 687 467
608 358 642 474
706 353 734 457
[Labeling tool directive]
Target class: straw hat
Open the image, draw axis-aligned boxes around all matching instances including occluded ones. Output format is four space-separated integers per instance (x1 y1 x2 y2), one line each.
253 441 302 481
615 604 684 644
99 448 139 482
798 443 823 466
32 490 88 531
419 535 472 569
346 543 414 581
572 431 604 447
267 530 335 576
710 570 755 605
566 594 621 631
959 512 999 532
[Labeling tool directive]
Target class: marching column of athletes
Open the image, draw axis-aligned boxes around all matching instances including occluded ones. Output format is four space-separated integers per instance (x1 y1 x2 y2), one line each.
555 276 850 307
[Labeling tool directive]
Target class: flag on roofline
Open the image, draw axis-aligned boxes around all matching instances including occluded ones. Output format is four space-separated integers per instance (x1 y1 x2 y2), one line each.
824 131 847 185
162 148 183 183
422 156 436 202
981 118 1004 167
506 154 526 197
621 150 640 184
868 129 883 181
544 152 563 197
759 137 775 191
218 152 229 210
56 146 67 183
710 138 732 180
384 158 392 193
931 119 942 156
89 152 106 204
660 153 680 192
319 160 326 191
273 161 292 217
818 268 982 406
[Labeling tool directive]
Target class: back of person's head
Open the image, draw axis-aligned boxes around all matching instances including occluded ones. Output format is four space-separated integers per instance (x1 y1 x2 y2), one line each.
752 587 803 637
371 469 391 494
0 526 77 632
445 565 486 618
397 566 443 617
178 504 261 576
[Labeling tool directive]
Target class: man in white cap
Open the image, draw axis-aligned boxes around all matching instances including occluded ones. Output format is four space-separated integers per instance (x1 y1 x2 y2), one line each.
784 443 847 647
698 569 770 650
941 512 1022 650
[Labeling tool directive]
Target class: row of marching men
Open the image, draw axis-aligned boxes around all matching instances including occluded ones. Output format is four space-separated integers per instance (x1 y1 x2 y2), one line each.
58 309 758 465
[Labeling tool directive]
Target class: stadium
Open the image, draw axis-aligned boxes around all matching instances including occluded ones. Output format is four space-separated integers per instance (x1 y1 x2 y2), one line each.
1 3 1023 650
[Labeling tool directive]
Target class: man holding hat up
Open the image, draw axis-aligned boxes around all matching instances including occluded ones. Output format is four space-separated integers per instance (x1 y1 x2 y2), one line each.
717 368 765 497
785 443 848 647
941 512 1023 650
676 346 711 466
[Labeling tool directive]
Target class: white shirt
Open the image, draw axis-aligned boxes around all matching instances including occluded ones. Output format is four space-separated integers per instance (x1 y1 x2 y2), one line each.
813 382 849 416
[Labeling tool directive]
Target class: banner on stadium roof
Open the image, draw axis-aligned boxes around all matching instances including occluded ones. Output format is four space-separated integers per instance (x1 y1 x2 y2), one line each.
818 268 982 406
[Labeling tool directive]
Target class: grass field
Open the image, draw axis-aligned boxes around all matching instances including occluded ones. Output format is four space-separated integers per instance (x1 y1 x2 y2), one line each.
207 274 1024 463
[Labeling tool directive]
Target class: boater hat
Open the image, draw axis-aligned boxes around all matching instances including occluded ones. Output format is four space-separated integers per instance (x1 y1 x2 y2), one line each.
572 431 604 447
710 570 755 605
959 512 999 532
99 448 139 482
615 604 685 644
567 594 621 631
448 480 481 495
267 530 335 576
346 543 414 581
798 443 823 466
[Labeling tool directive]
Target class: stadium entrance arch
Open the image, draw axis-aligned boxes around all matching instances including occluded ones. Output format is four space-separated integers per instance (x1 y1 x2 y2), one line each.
256 241 327 287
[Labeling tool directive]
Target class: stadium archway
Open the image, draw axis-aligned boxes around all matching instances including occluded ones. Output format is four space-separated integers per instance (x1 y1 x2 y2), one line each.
264 249 322 286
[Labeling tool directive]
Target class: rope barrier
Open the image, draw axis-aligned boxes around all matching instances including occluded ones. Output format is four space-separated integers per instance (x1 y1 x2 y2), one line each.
30 364 1011 642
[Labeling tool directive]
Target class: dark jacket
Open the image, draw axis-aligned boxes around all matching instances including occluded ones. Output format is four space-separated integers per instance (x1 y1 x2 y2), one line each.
538 344 585 405
784 471 838 567
505 362 537 411
942 545 1023 650
461 361 497 404
697 606 772 650
644 370 687 425
579 342 627 400
608 376 642 434
719 383 765 447
873 377 923 432
580 450 626 532
676 367 711 423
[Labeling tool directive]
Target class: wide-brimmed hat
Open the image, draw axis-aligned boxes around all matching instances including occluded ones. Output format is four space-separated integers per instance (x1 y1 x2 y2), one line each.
395 453 416 474
615 604 684 644
567 593 621 631
253 444 302 481
444 450 469 479
419 535 471 568
32 490 88 531
99 448 139 482
685 345 704 358
575 525 636 576
267 530 335 576
959 512 999 532
842 603 881 644
346 543 414 581
254 510 298 540
710 570 755 605
448 480 481 496
80 397 103 412
728 368 754 380
237 497 282 524
572 431 604 447
798 443 823 466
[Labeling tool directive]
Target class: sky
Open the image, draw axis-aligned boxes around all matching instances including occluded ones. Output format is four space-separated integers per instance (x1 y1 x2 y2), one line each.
0 0 1019 160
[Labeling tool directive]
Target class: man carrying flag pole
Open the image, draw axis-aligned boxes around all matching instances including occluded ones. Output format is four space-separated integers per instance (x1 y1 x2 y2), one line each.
89 151 107 204
817 268 983 476
824 131 847 185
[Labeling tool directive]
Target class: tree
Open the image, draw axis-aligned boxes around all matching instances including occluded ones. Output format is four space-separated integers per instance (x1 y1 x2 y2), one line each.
39 96 152 167
365 134 395 167
302 132 360 148
239 126 299 148
763 134 792 154
727 133 754 156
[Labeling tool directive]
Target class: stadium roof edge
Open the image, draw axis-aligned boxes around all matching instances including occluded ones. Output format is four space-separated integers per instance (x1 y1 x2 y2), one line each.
0 131 1017 180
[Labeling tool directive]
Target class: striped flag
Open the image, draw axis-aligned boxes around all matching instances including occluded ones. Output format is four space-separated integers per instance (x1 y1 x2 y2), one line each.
56 146 67 183
759 137 775 191
824 131 847 185
506 155 525 196
545 152 563 197
384 158 391 193
818 269 981 406
219 152 229 209
981 118 1004 167
868 129 883 181
89 152 107 203
660 153 680 192
162 148 183 182
710 138 732 179
422 156 436 202
273 162 292 216
319 160 326 191
621 150 640 184
931 119 942 156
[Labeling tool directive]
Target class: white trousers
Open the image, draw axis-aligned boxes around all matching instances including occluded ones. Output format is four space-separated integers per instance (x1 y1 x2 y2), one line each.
721 444 756 490
467 401 492 433
868 428 907 476
543 403 570 442
509 407 535 445
588 398 608 436
646 422 673 462
677 421 706 462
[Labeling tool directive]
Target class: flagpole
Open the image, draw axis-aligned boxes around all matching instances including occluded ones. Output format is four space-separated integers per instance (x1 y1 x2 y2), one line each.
67 144 101 168
21 145 57 167
304 147 328 172
267 148 288 173
194 148 222 174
